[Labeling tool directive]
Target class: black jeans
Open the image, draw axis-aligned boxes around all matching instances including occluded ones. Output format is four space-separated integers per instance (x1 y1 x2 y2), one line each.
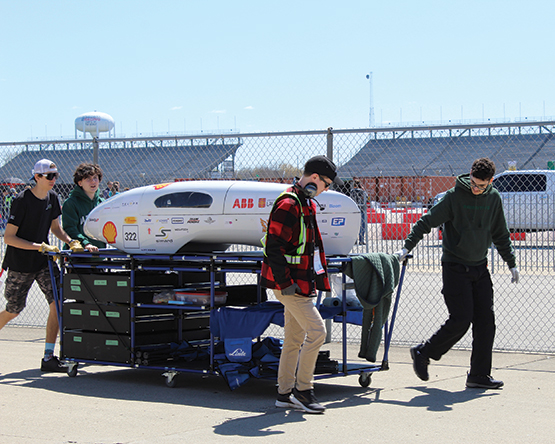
421 262 495 376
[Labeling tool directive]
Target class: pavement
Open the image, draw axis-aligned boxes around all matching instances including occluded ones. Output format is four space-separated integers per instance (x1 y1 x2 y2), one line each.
1 326 554 444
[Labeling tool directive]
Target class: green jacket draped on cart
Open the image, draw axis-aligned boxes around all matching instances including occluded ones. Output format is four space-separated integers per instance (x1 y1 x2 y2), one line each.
344 253 400 362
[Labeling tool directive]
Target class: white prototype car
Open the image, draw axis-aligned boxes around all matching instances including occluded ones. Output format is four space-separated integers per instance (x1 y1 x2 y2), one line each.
84 180 360 255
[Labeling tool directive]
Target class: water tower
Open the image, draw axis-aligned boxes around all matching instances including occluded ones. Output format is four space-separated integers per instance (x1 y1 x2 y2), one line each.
74 111 115 165
74 111 115 138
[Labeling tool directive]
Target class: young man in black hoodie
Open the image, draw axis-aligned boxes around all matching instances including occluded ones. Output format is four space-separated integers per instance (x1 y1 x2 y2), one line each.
395 158 519 389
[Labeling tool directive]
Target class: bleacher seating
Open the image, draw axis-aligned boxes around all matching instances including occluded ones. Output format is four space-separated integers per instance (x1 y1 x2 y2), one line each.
0 142 241 189
339 133 554 177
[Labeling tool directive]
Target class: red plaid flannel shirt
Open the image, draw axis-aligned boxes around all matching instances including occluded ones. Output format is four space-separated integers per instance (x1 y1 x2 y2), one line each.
260 185 330 296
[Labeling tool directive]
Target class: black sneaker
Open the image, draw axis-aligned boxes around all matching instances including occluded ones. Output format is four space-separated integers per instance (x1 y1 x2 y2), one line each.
275 391 296 408
466 374 504 389
410 345 430 381
291 388 326 414
41 355 67 373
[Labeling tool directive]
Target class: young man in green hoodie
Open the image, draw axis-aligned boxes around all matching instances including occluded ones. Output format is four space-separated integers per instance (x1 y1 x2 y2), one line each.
62 163 106 252
395 158 519 389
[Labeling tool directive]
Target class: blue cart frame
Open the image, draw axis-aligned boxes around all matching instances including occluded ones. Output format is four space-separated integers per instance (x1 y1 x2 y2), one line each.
47 250 410 388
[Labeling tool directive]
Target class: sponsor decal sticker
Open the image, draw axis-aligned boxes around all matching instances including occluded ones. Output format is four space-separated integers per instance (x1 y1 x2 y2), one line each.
154 183 170 190
232 198 254 209
171 217 184 224
155 227 173 243
102 222 117 244
187 217 200 224
124 217 137 224
331 217 346 226
123 225 139 248
258 198 266 208
260 218 268 233
204 217 216 224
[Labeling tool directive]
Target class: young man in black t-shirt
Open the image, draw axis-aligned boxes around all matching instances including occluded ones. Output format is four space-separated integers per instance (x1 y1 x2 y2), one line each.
0 159 79 372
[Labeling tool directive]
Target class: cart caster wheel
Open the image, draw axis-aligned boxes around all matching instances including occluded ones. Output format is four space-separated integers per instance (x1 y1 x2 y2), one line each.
163 371 178 388
359 372 372 387
67 363 79 378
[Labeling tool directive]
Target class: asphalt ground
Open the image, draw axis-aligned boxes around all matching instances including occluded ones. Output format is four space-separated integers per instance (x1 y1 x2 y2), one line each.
1 326 554 444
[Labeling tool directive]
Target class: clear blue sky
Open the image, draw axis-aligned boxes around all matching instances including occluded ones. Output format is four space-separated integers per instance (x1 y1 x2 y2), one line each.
1 0 554 142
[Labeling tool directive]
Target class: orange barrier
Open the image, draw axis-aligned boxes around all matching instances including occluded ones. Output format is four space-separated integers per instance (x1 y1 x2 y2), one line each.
510 232 526 241
381 223 411 240
368 210 386 223
403 213 423 223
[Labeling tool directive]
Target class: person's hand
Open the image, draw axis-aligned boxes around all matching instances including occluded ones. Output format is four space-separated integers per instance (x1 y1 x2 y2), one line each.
38 242 60 260
85 244 99 253
281 284 301 296
39 242 60 255
393 248 409 262
69 240 85 253
510 267 519 284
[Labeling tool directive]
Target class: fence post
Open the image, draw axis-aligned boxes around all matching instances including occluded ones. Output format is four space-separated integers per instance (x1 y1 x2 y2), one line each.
93 137 99 165
327 127 333 161
325 126 334 343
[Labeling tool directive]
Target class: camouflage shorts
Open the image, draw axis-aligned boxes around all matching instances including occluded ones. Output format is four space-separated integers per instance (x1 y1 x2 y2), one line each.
4 265 60 314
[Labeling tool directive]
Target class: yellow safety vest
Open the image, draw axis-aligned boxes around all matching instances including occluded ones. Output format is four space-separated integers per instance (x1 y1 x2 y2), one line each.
261 191 308 265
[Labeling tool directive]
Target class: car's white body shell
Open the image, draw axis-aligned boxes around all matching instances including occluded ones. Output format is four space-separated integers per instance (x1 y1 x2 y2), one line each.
84 180 360 255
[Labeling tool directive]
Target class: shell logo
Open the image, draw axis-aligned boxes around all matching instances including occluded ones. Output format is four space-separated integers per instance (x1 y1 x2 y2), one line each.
102 221 118 244
124 217 137 224
154 183 170 190
260 218 268 233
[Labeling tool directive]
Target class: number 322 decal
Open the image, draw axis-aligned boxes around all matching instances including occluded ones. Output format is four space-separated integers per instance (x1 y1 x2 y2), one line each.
123 225 140 248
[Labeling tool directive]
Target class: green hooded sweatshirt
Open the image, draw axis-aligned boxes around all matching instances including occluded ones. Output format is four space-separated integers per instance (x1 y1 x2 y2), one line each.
404 173 516 269
62 185 106 249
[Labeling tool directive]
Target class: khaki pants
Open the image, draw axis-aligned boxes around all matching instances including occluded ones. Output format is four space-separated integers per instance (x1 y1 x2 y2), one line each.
275 289 326 393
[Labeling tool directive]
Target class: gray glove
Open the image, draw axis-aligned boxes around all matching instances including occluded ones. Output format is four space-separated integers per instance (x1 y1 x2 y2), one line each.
510 267 519 284
281 284 301 296
393 248 409 262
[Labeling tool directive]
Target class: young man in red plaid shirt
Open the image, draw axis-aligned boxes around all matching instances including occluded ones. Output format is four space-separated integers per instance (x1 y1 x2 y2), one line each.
261 155 343 414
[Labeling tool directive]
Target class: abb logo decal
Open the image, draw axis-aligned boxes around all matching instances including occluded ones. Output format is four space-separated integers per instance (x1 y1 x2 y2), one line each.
232 198 254 209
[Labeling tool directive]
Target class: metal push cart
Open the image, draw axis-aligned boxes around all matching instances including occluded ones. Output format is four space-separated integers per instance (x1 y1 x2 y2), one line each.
48 250 410 388
320 254 411 387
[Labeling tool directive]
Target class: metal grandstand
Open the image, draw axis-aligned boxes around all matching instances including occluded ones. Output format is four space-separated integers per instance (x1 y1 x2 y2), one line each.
1 120 553 188
336 120 555 177
0 135 242 189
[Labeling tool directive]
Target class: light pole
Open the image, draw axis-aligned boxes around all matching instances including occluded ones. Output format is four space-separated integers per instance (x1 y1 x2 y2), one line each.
366 73 375 127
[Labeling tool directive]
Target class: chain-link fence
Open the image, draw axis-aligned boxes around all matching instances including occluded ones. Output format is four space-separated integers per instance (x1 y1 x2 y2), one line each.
1 120 554 353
